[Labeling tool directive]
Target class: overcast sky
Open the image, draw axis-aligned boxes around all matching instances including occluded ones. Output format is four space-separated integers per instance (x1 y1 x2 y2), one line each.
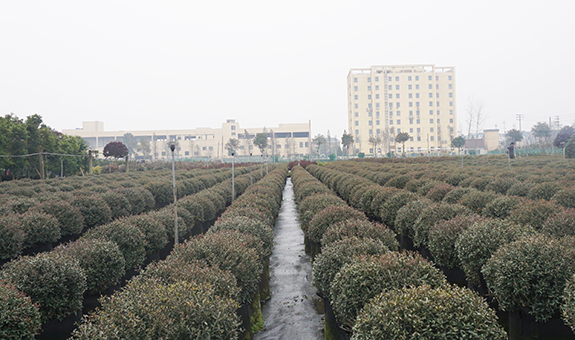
1 1 574 138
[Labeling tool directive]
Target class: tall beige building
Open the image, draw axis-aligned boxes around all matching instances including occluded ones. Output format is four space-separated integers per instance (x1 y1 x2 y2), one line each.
347 65 457 156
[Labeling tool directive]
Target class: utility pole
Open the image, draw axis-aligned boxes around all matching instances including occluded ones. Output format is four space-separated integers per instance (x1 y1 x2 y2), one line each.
516 114 524 132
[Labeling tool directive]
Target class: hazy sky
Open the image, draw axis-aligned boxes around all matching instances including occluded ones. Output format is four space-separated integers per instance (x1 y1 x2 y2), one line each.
1 1 574 138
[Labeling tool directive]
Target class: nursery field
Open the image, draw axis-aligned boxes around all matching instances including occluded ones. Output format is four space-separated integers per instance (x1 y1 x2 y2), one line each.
292 155 575 340
3 154 575 340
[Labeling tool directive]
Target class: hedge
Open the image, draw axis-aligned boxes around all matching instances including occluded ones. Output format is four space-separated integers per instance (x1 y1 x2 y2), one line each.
321 219 398 251
307 205 368 244
0 214 26 259
0 279 42 340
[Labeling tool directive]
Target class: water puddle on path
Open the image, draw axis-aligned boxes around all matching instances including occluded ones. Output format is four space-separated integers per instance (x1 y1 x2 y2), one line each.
254 178 324 340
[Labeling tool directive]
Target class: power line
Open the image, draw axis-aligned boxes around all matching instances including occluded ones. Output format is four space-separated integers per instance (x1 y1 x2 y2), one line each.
0 152 87 158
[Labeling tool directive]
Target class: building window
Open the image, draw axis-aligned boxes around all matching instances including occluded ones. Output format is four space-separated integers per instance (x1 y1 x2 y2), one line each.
376 129 381 134
448 75 452 80
355 112 359 117
368 86 371 91
395 76 399 81
410 137 414 141
437 101 440 107
355 121 359 126
437 119 440 123
354 77 358 82
368 103 372 108
375 76 379 81
355 104 358 108
410 128 414 133
428 84 432 89
397 128 401 133
367 77 371 82
417 128 421 133
277 145 281 149
375 85 379 90
396 111 401 116
376 120 380 125
409 119 413 124
436 76 439 81
429 102 433 107
396 85 400 90
449 84 452 89
376 102 380 108
354 86 358 91
417 136 421 141
231 125 236 130
436 93 439 98
429 93 433 98
428 75 432 80
449 93 453 98
389 94 392 99
408 84 412 90
397 119 401 124
369 148 373 153
185 151 189 156
369 129 373 135
390 120 393 125
369 121 373 125
388 77 392 81
436 84 439 89
409 93 413 99
430 119 434 123
449 101 453 106
202 147 207 151
300 142 303 147
355 130 359 135
408 76 412 81
396 94 400 98
416 119 420 124
416 84 419 89
450 110 453 115
429 110 433 115
437 110 440 115
409 102 413 107
450 118 454 123
416 93 420 98
430 136 435 141
354 95 358 100
368 95 372 99
430 127 434 132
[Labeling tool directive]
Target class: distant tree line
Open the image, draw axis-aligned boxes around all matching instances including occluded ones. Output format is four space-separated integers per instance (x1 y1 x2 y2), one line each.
0 114 89 180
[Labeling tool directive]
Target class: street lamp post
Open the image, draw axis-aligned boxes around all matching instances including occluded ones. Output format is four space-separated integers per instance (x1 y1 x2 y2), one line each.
260 154 263 177
169 143 178 245
231 152 235 202
249 153 253 185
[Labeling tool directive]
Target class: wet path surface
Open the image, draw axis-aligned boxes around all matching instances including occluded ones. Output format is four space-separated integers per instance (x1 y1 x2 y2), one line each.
255 178 323 340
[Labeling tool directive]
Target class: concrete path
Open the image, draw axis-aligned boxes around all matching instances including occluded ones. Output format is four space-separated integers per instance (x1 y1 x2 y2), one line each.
254 178 323 340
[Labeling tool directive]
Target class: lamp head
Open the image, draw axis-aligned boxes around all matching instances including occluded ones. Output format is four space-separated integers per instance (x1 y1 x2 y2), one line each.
169 143 175 152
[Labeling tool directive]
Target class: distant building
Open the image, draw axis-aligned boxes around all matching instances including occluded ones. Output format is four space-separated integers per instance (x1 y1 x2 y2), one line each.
347 65 457 156
62 120 312 160
464 129 500 154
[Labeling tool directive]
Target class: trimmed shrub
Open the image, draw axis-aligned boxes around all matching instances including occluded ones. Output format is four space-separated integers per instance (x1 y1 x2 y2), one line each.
0 252 86 322
507 199 562 230
428 214 485 268
222 206 274 228
442 187 476 204
307 205 368 243
417 180 442 197
455 219 535 286
482 195 522 219
71 278 240 340
55 239 125 294
384 174 412 189
425 183 454 202
312 237 389 298
148 207 187 240
486 177 519 194
100 190 132 220
404 178 430 193
0 214 26 259
0 279 42 340
144 180 173 208
138 257 240 302
298 193 346 232
294 182 332 203
123 215 168 255
541 208 575 237
507 181 534 197
563 274 575 331
368 186 401 219
483 235 575 322
71 194 112 228
379 191 420 228
115 187 148 215
553 188 575 209
445 173 468 186
470 177 491 191
394 198 431 238
321 219 398 251
412 203 471 248
352 285 507 339
178 196 205 226
211 216 274 258
170 230 263 304
3 197 38 214
358 186 386 218
527 182 562 201
20 210 61 247
81 220 147 270
458 190 498 214
330 252 446 330
36 200 84 235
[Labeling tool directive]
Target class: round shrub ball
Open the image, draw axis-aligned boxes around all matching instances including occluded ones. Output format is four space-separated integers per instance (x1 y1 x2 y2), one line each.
115 187 147 214
507 181 534 197
428 214 485 268
527 182 562 201
0 252 86 322
170 230 263 304
486 177 519 195
144 180 173 208
211 216 274 258
412 203 471 248
37 200 84 235
138 257 240 302
321 219 398 251
312 237 389 298
379 191 420 228
482 195 523 219
71 194 112 228
100 190 132 220
55 239 126 294
298 193 347 233
369 187 401 220
178 196 205 225
425 183 454 202
307 205 368 243
541 208 575 237
563 273 575 331
394 198 431 238
123 215 168 255
81 220 147 270
0 279 42 340
358 186 389 219
222 205 274 228
455 219 535 286
470 177 491 191
330 252 446 330
4 197 38 214
458 190 498 215
483 235 575 322
507 199 562 230
553 188 575 209
0 214 25 259
442 187 477 204
148 208 187 240
445 172 468 186
352 285 507 340
20 210 61 247
71 278 240 340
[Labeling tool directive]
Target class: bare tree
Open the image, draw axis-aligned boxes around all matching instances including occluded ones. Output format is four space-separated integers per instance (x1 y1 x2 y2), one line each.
466 96 487 138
